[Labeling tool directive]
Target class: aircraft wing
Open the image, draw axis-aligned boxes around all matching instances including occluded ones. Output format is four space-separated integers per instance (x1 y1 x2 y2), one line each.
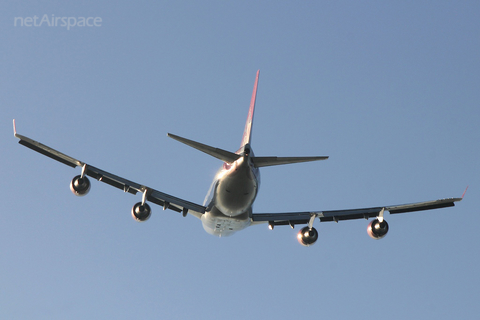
252 197 463 226
13 121 206 218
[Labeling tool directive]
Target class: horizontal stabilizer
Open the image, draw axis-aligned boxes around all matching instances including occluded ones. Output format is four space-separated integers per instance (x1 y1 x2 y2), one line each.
252 156 329 168
168 133 241 163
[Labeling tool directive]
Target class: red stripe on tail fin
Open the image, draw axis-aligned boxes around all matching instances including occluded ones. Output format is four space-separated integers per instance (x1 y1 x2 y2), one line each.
240 70 259 147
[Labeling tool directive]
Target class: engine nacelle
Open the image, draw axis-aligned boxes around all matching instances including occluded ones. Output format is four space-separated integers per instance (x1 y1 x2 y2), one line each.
367 218 389 239
297 226 319 246
131 202 152 222
70 175 91 196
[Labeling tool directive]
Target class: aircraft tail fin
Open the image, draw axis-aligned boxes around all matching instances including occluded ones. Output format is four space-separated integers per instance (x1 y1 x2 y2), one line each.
240 70 259 147
168 71 329 168
167 71 259 163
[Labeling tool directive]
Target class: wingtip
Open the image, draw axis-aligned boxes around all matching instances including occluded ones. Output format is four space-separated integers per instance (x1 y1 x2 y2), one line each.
13 119 17 136
461 186 469 199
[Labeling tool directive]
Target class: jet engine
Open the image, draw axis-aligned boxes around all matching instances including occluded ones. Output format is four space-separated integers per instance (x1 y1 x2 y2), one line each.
131 202 152 222
70 175 91 196
367 218 389 239
297 226 318 246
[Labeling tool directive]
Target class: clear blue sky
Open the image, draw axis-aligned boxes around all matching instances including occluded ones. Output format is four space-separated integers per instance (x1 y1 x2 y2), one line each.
1 1 479 319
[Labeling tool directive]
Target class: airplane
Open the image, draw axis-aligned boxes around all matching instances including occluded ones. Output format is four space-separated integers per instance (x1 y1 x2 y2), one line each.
13 70 465 246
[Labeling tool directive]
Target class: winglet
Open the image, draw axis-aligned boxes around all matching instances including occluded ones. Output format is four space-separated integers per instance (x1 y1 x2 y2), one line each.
13 119 17 137
461 186 469 199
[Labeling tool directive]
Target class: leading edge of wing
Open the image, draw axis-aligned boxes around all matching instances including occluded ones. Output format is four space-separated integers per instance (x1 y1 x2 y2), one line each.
13 120 206 216
252 197 462 225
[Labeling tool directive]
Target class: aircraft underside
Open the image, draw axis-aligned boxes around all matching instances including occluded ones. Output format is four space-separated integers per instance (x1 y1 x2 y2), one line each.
201 206 252 237
202 158 259 237
214 160 258 216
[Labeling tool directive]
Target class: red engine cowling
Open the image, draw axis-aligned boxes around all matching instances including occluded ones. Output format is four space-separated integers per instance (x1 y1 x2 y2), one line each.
367 219 389 239
297 226 319 246
70 175 91 196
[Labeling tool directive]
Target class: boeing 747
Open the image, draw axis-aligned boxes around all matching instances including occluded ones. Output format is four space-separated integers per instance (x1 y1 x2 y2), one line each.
13 71 464 245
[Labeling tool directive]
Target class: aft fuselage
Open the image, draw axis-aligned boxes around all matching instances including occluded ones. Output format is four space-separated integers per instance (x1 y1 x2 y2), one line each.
201 147 260 236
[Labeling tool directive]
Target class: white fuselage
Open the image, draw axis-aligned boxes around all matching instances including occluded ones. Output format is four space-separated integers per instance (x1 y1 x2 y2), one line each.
201 150 260 237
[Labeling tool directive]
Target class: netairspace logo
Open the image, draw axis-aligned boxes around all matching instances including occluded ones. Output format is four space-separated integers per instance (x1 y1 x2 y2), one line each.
14 14 102 30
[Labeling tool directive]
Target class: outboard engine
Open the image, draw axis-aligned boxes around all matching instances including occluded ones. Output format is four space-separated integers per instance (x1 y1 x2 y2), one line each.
70 175 91 196
367 218 389 239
